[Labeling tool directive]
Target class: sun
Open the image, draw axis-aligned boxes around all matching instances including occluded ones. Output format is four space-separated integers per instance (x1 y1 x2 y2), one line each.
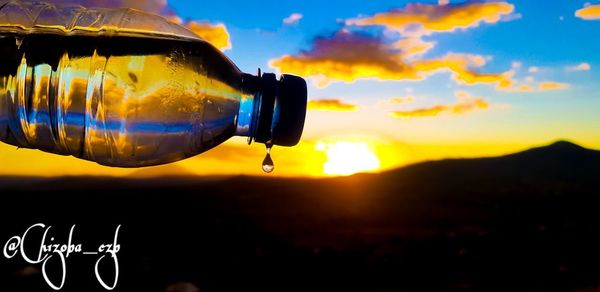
316 140 381 176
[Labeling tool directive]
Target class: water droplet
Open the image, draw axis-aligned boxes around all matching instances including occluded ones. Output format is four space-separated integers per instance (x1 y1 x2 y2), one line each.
15 37 22 49
128 72 138 83
262 143 274 173
262 154 274 173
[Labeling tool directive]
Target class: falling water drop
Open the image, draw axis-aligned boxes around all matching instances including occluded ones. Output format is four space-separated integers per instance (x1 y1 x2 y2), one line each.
15 37 23 49
262 143 274 173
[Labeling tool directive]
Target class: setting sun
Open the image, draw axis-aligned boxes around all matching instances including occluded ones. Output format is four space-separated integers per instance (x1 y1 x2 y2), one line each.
316 141 381 176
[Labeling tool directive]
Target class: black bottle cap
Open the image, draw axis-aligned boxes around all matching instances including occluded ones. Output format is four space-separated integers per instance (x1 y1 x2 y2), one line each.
271 74 307 146
250 73 307 147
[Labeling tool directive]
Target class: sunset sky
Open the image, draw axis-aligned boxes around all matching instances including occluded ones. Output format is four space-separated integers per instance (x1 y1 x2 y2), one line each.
1 0 600 177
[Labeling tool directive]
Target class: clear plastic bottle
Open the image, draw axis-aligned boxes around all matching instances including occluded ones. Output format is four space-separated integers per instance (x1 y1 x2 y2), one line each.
0 1 307 168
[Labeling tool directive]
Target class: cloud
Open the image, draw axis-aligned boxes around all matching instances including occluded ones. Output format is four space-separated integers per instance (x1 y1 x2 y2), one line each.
283 13 304 25
377 96 416 108
271 2 522 90
270 30 513 88
503 77 570 93
503 75 569 92
566 62 591 72
392 105 448 118
575 4 600 20
411 53 515 90
394 38 436 57
270 31 417 87
308 99 359 112
390 91 490 118
515 85 533 92
181 21 232 50
376 96 416 108
528 66 539 73
45 0 232 51
389 96 416 104
346 1 515 36
269 4 563 95
538 82 570 91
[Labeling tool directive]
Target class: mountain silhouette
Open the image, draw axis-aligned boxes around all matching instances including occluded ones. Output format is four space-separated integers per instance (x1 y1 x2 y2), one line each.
376 140 600 185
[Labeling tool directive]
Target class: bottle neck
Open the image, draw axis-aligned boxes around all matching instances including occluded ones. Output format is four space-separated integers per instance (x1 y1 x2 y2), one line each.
235 72 278 144
234 74 258 139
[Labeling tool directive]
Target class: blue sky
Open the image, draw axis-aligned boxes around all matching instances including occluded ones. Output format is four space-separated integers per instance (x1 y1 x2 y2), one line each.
167 0 600 122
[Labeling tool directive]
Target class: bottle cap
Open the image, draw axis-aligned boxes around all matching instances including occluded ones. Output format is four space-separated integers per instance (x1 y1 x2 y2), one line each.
252 73 307 147
271 74 307 146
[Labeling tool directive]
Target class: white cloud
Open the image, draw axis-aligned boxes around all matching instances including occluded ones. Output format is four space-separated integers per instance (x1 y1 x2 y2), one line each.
283 13 303 25
566 62 591 72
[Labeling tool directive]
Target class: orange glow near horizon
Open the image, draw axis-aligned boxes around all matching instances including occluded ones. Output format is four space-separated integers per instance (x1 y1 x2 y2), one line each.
316 140 381 176
0 136 596 178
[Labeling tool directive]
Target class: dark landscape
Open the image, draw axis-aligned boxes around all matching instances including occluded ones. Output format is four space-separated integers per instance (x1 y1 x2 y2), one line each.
2 140 600 291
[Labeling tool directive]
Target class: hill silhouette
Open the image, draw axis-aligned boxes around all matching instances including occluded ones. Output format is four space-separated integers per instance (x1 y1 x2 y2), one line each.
380 139 600 180
1 140 600 291
127 163 196 178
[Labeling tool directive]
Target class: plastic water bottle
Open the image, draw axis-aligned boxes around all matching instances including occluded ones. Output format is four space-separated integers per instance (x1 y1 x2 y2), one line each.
0 1 307 170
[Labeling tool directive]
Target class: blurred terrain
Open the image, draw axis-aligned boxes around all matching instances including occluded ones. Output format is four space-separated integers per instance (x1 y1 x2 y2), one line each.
1 140 600 291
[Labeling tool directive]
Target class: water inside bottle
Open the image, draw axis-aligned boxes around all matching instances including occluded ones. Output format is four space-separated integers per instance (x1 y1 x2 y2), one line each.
0 30 247 167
